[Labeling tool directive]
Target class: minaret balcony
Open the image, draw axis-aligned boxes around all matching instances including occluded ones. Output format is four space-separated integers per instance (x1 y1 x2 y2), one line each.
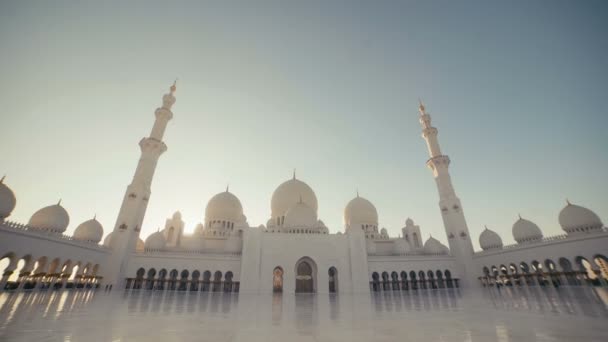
426 155 450 170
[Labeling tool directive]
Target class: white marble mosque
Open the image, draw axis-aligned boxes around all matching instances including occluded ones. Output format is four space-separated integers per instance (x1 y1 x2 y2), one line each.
1 83 607 296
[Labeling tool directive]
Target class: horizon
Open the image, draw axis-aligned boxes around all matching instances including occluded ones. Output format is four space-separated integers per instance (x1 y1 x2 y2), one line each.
1 1 607 250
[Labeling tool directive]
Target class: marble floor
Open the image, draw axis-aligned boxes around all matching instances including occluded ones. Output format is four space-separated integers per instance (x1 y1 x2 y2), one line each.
0 286 607 342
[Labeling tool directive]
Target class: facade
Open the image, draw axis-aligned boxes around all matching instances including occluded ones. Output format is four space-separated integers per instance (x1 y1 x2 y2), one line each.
1 85 607 294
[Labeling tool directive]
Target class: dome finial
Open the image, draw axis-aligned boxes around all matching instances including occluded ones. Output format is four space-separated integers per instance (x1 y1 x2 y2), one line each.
566 198 571 205
93 213 97 220
484 225 488 230
0 175 5 183
170 78 177 94
293 168 296 180
356 188 359 198
57 199 62 206
226 183 229 192
418 98 426 115
518 213 522 220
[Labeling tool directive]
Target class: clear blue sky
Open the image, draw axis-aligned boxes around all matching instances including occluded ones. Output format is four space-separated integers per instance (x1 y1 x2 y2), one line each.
1 1 607 249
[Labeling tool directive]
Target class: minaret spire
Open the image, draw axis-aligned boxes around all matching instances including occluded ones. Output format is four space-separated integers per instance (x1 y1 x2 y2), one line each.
105 82 176 288
418 101 474 285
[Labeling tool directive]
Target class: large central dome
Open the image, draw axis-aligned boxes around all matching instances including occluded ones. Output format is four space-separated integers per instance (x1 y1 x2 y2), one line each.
271 175 318 219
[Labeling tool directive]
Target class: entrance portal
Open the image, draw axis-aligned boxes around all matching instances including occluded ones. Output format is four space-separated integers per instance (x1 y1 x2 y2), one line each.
295 258 316 293
273 267 283 292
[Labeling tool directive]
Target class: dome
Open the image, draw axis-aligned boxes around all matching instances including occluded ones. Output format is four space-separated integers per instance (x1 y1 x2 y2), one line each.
558 201 603 234
479 226 503 250
380 228 388 238
103 232 144 251
144 231 166 250
205 190 243 223
103 231 113 247
423 236 448 255
0 177 16 219
271 176 318 218
405 217 414 226
28 201 70 233
344 195 378 227
136 238 145 252
73 217 104 243
284 201 317 227
512 216 543 243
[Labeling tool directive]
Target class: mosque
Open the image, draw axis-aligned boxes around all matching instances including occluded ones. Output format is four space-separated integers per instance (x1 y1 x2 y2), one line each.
0 83 607 294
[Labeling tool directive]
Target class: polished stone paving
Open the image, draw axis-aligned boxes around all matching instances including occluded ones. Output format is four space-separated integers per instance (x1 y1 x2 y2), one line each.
0 286 607 341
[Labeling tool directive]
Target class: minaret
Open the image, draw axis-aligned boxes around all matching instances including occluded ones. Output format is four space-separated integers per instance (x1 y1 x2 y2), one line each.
104 82 176 287
418 101 474 283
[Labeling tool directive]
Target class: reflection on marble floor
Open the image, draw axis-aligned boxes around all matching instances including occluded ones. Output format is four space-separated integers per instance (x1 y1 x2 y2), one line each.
0 287 607 342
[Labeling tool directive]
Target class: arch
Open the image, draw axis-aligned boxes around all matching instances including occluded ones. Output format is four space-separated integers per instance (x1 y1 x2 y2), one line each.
593 254 608 280
169 269 178 291
191 270 201 291
179 270 189 291
371 272 380 292
391 271 399 291
328 267 338 293
202 270 211 292
212 271 222 292
224 271 234 292
381 271 390 291
575 256 598 285
273 267 284 293
145 268 156 290
295 257 316 293
400 271 408 290
418 271 426 289
519 262 530 273
436 270 445 288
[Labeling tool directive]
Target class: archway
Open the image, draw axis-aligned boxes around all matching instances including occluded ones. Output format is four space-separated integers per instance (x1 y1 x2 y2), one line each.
558 257 578 285
371 272 380 292
273 267 284 293
191 270 200 291
224 271 234 292
328 267 338 293
593 255 608 281
295 257 316 293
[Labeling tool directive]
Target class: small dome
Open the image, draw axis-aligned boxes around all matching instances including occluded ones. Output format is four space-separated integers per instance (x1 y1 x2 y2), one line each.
512 216 543 243
0 177 16 219
172 211 182 220
144 231 166 251
344 196 378 227
28 201 70 233
405 217 414 226
136 238 145 253
380 228 388 238
271 176 318 219
103 232 144 251
73 217 104 243
194 223 205 234
479 226 503 250
205 190 243 223
558 201 603 234
423 236 448 255
103 232 114 247
284 201 317 227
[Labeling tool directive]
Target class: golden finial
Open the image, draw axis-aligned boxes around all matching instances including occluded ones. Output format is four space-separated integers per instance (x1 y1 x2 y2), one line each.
170 78 177 94
418 98 426 115
0 175 5 183
518 213 522 220
57 199 62 205
356 188 359 198
93 213 97 220
293 168 296 180
226 183 229 192
566 198 571 205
